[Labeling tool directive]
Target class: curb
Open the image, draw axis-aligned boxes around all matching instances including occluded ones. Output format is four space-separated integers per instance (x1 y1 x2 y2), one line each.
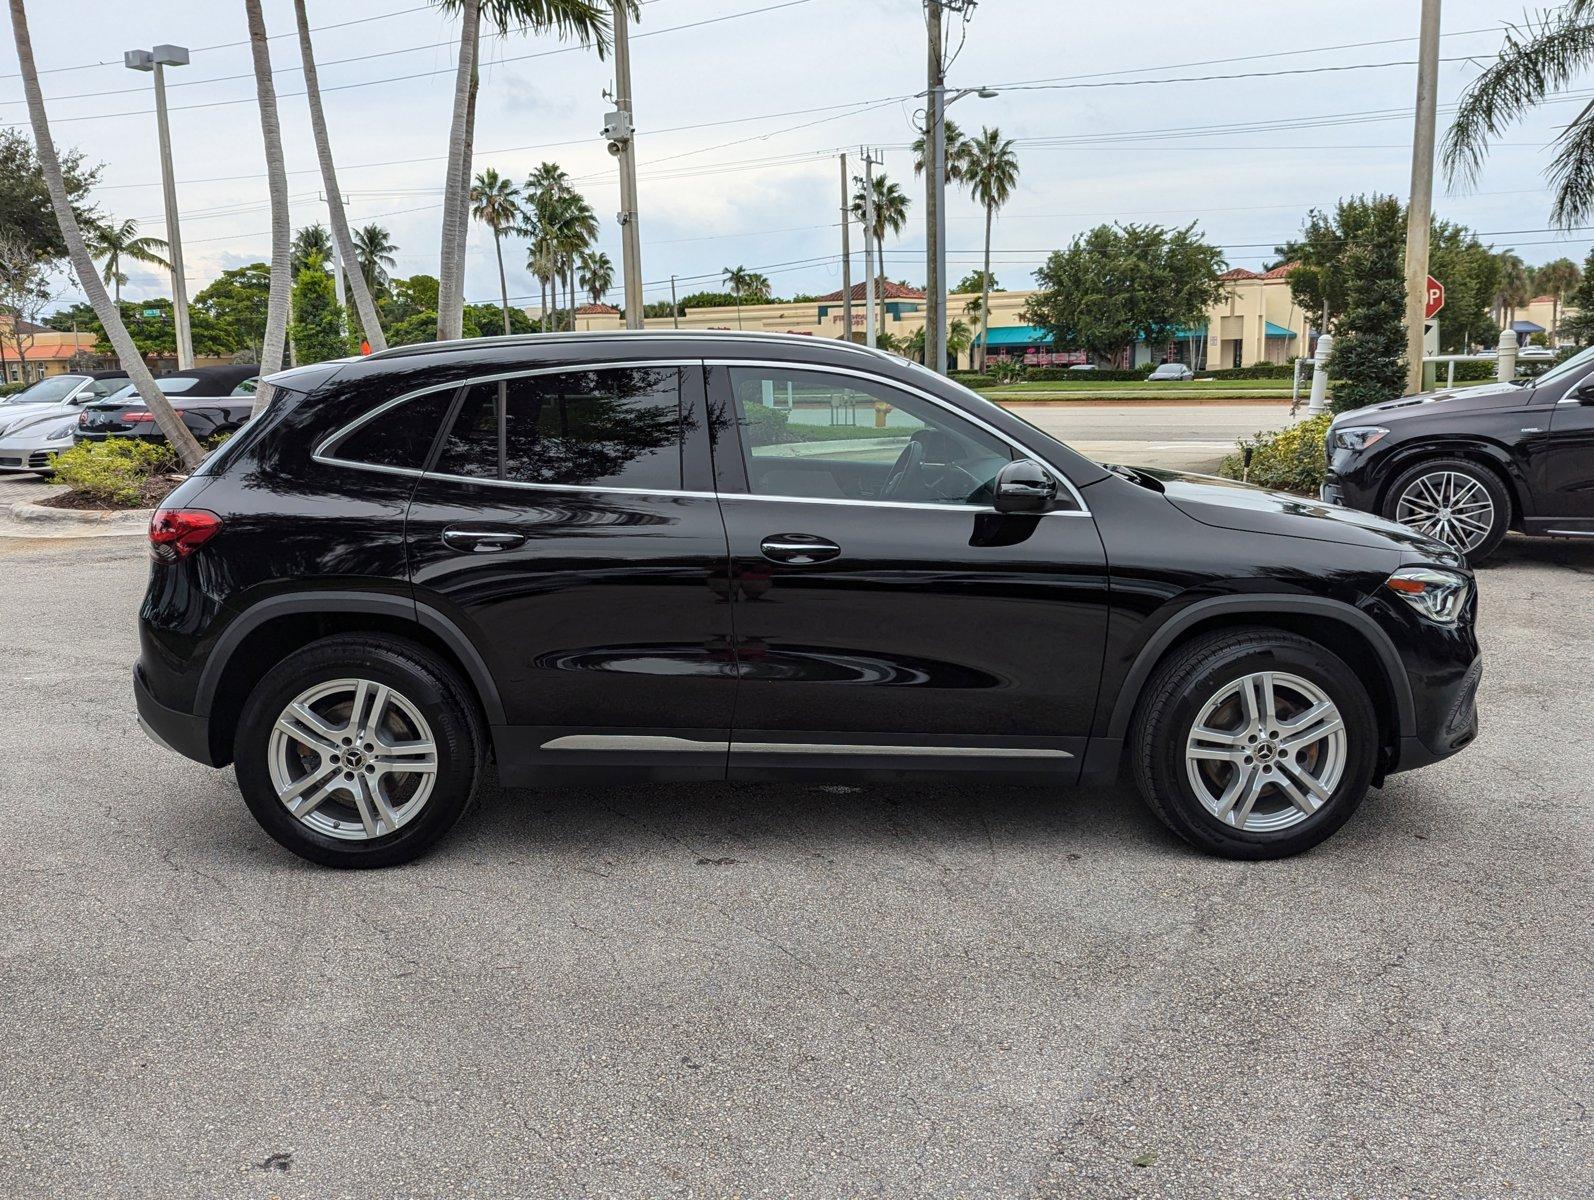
9 500 152 527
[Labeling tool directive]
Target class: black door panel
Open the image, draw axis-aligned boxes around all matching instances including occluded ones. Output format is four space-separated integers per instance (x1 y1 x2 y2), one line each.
1543 398 1594 524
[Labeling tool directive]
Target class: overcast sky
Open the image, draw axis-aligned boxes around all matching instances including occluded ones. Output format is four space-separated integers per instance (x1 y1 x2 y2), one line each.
3 0 1589 312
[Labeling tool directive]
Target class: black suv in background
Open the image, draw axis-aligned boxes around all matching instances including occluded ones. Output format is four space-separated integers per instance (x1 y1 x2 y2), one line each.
1323 345 1594 560
136 333 1482 867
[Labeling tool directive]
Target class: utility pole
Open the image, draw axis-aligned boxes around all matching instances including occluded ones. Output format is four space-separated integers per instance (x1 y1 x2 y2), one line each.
839 152 854 342
862 147 878 350
670 274 679 329
608 0 644 330
125 45 193 370
925 2 944 372
1403 0 1442 395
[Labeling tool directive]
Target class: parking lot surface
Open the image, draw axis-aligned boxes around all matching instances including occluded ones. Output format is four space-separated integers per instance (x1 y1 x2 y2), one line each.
1 486 1589 1199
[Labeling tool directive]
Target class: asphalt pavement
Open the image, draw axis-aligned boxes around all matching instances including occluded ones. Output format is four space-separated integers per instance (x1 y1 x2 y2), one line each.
0 433 1590 1199
1009 401 1296 474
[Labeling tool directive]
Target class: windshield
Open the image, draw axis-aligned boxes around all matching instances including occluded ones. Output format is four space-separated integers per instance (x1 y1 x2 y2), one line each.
2 376 85 404
100 377 199 404
1528 344 1594 387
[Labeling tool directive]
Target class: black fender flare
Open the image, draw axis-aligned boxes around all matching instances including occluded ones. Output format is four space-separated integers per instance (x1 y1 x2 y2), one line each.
1101 594 1417 743
194 590 506 725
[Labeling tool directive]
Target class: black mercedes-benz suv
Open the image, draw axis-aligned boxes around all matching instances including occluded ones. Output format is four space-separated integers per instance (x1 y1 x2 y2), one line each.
135 332 1482 867
1322 345 1594 561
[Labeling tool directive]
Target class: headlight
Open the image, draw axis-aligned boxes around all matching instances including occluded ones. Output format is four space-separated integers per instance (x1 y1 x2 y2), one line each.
1385 566 1470 625
1333 426 1390 452
47 424 73 441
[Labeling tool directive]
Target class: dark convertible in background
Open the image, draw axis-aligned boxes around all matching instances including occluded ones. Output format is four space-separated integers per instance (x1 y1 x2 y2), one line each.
76 364 258 446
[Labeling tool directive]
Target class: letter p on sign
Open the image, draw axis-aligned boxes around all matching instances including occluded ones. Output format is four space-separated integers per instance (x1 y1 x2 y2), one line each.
1425 275 1445 320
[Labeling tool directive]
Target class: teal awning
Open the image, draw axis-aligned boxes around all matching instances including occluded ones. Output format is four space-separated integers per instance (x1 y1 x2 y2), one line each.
983 324 1054 347
1265 321 1297 338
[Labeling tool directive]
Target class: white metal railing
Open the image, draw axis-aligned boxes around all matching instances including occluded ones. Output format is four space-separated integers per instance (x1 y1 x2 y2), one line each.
1298 330 1535 411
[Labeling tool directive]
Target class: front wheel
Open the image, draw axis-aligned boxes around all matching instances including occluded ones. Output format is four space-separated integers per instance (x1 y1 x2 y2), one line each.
1131 628 1379 859
234 635 485 868
1382 458 1509 563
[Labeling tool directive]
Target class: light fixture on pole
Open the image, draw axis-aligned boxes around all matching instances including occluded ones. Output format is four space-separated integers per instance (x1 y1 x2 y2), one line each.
125 44 193 370
606 0 644 331
928 83 996 374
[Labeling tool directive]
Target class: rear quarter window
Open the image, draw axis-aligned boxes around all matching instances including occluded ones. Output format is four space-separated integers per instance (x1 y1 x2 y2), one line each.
325 388 457 472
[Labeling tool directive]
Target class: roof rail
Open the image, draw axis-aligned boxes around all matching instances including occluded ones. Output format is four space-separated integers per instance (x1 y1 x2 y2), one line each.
364 328 889 363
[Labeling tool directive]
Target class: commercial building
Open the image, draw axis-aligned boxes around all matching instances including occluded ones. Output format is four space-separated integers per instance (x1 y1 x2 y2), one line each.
554 266 1315 370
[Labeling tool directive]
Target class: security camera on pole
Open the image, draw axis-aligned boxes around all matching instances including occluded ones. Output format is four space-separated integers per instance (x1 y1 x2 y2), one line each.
605 0 644 330
125 43 193 370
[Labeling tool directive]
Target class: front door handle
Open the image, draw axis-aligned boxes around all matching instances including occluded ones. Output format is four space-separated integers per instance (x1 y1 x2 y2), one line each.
442 527 526 554
759 533 841 565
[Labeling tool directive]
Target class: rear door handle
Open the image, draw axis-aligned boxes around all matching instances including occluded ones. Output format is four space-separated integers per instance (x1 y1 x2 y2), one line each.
442 528 526 554
759 534 841 565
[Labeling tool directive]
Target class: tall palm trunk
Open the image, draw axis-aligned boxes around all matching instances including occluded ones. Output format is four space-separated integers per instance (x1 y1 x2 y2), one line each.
978 202 994 372
6 0 204 466
437 0 481 341
294 0 385 353
493 233 510 334
876 238 887 335
245 0 291 414
450 27 481 332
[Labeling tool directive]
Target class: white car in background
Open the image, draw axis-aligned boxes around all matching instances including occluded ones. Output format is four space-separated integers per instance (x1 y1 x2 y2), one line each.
0 372 127 434
0 409 81 475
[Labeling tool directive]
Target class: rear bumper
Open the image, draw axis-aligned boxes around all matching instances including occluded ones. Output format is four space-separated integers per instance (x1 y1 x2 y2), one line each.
135 665 217 766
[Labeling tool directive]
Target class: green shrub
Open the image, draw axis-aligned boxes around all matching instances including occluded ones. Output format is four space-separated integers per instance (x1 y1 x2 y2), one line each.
989 358 1027 384
51 438 178 506
1197 363 1297 380
0 381 27 397
1217 413 1331 495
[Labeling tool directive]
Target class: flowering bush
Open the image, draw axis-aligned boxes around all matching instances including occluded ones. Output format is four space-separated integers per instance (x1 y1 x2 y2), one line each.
1218 413 1331 495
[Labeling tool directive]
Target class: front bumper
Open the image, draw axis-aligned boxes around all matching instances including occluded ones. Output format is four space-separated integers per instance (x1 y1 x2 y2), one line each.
135 665 216 766
0 432 69 472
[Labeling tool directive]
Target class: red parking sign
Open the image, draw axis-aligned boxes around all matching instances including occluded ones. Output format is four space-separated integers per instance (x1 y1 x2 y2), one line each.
1425 275 1445 320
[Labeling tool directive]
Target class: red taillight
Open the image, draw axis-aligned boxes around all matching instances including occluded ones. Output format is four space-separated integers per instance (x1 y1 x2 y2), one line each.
121 410 155 423
77 412 89 426
149 508 222 562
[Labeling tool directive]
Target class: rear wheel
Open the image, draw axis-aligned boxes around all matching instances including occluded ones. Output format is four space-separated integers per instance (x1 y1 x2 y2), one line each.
1131 628 1378 859
1382 458 1509 563
234 635 484 868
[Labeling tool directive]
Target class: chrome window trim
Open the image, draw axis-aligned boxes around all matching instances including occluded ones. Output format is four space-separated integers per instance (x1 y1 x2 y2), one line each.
707 358 1092 515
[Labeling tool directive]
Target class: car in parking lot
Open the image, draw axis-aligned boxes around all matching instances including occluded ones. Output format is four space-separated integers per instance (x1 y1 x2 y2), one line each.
1148 362 1194 381
1322 343 1594 560
0 372 130 474
135 331 1482 868
0 409 82 475
76 365 258 446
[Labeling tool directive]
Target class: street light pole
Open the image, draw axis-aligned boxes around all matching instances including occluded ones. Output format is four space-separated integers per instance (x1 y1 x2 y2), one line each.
862 146 878 350
839 152 854 342
610 0 644 330
125 44 192 370
670 274 679 329
928 82 997 374
1403 0 1442 395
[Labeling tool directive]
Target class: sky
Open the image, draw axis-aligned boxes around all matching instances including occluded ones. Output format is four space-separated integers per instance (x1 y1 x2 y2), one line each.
3 0 1591 314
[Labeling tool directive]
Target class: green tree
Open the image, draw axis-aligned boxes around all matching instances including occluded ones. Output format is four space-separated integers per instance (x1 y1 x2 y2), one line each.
1327 195 1407 412
192 263 272 362
1024 222 1229 367
1553 247 1594 343
469 166 523 334
1494 250 1532 327
722 265 754 329
382 274 440 327
352 224 398 299
578 249 614 306
1442 2 1594 229
88 218 168 305
963 127 1019 370
291 224 334 276
911 117 971 182
0 127 100 266
288 256 346 364
1428 221 1502 351
850 173 910 332
953 270 1000 295
1535 256 1583 336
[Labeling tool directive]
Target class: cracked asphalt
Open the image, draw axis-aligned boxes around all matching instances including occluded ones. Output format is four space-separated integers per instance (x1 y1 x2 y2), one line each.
0 506 1589 1198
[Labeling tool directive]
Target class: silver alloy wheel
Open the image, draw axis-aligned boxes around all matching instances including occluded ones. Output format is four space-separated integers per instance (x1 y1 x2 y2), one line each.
267 677 438 842
1394 470 1496 553
1185 670 1347 833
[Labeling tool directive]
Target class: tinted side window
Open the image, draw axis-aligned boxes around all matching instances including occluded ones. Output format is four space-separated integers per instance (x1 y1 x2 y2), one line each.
332 389 455 471
434 366 685 491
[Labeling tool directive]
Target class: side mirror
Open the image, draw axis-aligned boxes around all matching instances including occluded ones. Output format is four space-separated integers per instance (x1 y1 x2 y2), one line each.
993 458 1058 513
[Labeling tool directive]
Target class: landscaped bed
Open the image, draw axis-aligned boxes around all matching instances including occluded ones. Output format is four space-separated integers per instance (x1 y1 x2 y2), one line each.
39 440 185 511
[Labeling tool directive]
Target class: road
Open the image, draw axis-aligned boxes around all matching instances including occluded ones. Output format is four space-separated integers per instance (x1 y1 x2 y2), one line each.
1005 401 1296 474
0 493 1589 1197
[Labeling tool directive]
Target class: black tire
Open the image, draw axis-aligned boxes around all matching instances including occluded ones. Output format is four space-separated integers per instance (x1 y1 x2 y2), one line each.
1130 627 1379 860
234 634 485 868
1381 457 1510 564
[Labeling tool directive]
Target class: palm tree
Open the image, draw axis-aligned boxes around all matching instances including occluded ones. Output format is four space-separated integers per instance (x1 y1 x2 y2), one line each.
352 224 398 298
291 224 333 276
5 0 204 466
469 168 524 334
1495 251 1532 327
551 190 597 328
245 0 291 410
293 0 385 353
522 161 569 327
1536 255 1583 339
578 250 614 306
90 218 168 305
911 117 971 182
722 265 753 329
963 127 1019 371
851 174 910 332
433 1 619 341
1443 3 1594 229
